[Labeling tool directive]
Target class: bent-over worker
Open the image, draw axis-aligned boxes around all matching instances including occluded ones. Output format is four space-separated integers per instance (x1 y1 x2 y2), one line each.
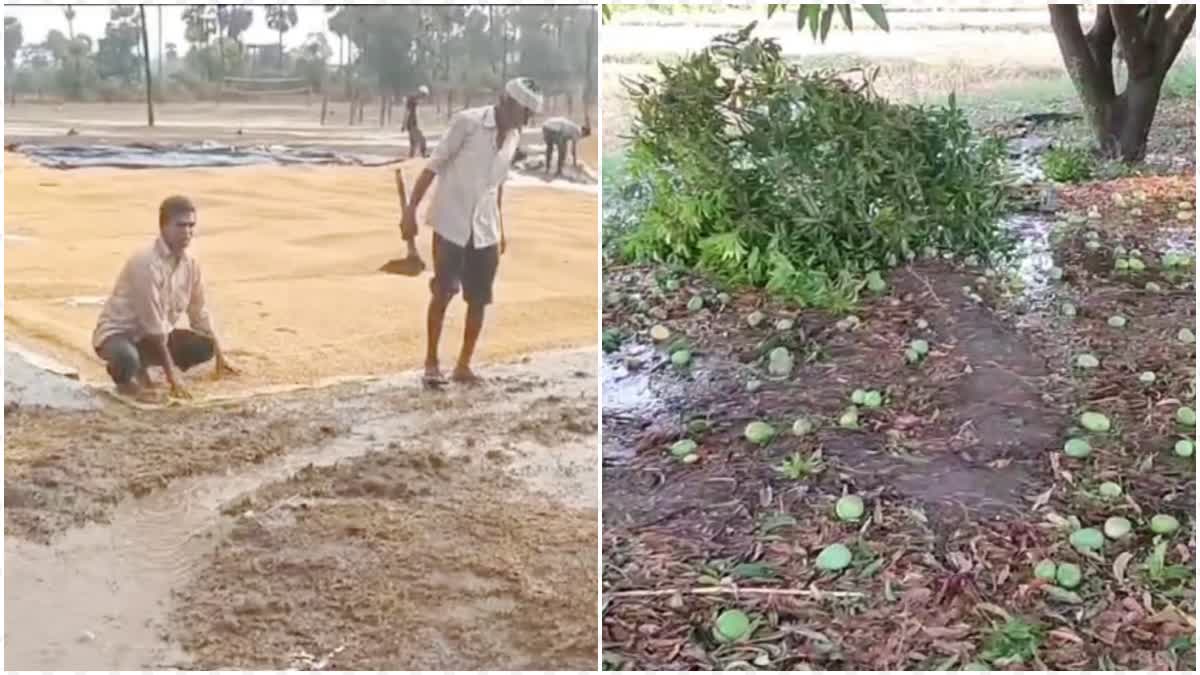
400 77 543 386
92 195 236 399
542 116 591 178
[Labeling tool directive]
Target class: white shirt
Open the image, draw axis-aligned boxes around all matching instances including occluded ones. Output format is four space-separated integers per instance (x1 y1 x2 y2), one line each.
426 106 519 248
542 116 583 140
93 236 214 350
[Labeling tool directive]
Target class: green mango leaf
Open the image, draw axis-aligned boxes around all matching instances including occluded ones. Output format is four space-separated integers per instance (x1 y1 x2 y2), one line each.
819 5 835 40
837 4 853 31
1044 586 1083 604
861 4 889 31
731 562 777 579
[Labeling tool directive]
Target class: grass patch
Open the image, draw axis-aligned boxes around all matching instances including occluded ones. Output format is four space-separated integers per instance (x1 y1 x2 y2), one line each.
979 617 1046 667
1043 145 1096 183
1164 55 1196 100
775 450 826 480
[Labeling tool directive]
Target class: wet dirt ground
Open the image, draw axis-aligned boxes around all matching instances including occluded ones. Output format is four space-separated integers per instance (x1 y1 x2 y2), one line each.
601 168 1195 668
4 348 598 670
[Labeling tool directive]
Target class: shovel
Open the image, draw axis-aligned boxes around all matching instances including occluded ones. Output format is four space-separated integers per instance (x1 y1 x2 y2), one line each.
379 168 426 276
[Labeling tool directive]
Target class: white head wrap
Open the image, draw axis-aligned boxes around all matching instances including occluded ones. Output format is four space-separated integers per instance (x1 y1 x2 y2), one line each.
505 77 543 114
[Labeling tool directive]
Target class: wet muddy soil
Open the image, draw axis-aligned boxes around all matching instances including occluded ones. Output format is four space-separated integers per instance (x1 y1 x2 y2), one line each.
4 349 598 670
601 176 1195 669
172 449 595 670
4 387 345 542
603 260 1066 524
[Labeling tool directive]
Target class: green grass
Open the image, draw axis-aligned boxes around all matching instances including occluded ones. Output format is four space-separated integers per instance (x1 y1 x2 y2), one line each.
775 451 826 480
601 153 627 186
979 617 1045 667
1164 56 1196 100
1043 145 1096 183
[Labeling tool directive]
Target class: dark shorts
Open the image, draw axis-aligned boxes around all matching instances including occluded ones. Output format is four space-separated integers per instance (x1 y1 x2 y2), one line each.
543 128 569 151
96 328 215 384
430 232 499 306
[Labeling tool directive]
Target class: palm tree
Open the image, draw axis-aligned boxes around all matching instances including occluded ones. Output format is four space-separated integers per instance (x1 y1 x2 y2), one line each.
64 5 76 39
225 6 253 49
139 5 154 126
64 5 82 99
157 5 163 78
265 4 298 70
215 5 226 77
4 17 23 105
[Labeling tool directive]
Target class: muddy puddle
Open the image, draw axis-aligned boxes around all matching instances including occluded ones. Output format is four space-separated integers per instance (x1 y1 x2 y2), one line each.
4 349 597 670
1003 213 1060 309
602 353 658 466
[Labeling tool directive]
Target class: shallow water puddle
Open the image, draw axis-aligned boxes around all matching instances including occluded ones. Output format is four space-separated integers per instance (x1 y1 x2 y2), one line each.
1003 213 1060 309
602 346 660 414
602 346 669 465
3 415 416 669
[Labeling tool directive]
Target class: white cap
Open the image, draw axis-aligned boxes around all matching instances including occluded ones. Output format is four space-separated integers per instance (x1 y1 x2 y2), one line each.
505 77 543 114
418 85 430 96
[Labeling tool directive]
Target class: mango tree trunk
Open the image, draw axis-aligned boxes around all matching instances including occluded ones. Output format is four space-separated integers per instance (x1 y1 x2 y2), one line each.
1049 4 1194 161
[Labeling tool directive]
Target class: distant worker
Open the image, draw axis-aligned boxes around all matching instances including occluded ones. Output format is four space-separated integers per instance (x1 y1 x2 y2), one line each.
400 77 543 387
92 195 237 399
405 85 430 159
541 116 591 178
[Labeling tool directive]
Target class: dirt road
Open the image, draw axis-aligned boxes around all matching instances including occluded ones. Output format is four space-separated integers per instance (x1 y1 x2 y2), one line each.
4 349 598 670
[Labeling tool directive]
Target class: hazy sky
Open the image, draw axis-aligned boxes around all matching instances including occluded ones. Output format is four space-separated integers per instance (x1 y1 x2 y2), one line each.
4 3 335 53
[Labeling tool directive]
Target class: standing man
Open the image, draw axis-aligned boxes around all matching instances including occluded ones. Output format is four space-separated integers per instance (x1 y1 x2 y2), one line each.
405 85 430 159
400 77 543 386
542 115 591 178
93 195 236 399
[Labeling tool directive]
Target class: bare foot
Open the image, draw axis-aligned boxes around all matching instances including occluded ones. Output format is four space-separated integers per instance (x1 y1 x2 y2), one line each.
135 389 166 404
423 364 448 388
451 366 483 385
117 381 163 403
136 371 159 389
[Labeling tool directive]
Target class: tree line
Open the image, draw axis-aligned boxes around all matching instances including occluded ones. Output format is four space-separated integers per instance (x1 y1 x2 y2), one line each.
3 3 599 120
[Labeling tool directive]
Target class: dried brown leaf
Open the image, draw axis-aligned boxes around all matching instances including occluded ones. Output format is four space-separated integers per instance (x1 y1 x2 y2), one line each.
975 602 1010 620
1112 551 1134 584
923 624 972 639
1049 627 1084 644
1031 486 1054 511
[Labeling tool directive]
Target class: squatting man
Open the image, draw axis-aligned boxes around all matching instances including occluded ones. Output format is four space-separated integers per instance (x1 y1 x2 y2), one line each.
93 195 237 399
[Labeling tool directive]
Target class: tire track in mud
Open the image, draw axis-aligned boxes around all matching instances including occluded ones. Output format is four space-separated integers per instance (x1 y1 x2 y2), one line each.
3 349 597 670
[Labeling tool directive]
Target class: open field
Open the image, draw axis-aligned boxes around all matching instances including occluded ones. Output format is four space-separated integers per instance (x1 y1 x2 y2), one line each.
601 10 1195 150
